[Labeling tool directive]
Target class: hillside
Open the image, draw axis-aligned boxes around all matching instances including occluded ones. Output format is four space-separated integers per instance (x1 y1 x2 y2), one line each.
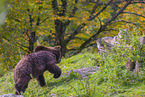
0 1 145 96
0 52 145 97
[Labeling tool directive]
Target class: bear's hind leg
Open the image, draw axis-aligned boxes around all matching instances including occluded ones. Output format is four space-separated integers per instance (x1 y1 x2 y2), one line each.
36 74 46 87
15 76 31 95
21 83 28 93
15 84 21 95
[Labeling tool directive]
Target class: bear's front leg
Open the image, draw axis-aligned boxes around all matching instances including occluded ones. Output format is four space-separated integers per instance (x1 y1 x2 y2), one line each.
36 74 46 87
47 63 61 78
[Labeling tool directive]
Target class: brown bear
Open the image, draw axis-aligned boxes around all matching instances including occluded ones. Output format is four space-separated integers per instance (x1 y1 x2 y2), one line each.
14 46 62 95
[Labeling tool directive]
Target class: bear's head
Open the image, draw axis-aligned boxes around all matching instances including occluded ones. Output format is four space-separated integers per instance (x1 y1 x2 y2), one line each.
34 46 61 63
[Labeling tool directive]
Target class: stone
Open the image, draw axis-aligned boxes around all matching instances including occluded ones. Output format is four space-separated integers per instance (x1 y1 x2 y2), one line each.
0 94 23 97
64 66 99 78
96 29 130 53
140 36 145 45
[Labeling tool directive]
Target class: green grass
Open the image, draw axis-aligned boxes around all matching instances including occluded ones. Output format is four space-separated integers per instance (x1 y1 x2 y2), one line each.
0 30 145 96
0 53 99 96
0 52 145 97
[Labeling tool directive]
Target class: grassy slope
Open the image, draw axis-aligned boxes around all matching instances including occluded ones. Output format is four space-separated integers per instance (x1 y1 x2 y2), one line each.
0 52 145 97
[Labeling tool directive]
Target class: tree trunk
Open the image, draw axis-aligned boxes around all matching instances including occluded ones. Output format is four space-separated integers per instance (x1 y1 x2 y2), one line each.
54 19 67 56
28 31 36 53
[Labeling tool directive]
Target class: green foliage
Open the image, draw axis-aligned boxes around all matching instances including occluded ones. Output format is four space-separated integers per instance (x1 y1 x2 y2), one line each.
0 31 145 96
0 38 23 76
0 0 6 25
1 0 145 57
0 0 145 95
0 0 144 69
89 29 145 96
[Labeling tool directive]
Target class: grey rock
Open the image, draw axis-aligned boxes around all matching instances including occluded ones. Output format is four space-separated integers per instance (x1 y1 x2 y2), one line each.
118 29 129 39
0 94 23 97
64 66 99 78
140 36 145 45
96 37 114 53
96 29 130 53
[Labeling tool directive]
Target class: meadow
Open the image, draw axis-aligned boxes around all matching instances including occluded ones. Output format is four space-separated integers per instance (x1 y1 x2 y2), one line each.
0 33 145 96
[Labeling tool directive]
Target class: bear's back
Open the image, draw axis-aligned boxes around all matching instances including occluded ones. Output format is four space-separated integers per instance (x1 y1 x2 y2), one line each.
15 51 56 69
29 51 56 63
14 51 57 78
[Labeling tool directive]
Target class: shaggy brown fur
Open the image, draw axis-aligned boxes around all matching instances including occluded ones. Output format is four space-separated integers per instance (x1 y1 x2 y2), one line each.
33 46 61 63
14 46 61 95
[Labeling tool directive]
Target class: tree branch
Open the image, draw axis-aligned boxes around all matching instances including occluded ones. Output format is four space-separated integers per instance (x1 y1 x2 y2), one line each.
2 37 28 52
52 0 67 16
91 0 100 15
36 17 40 26
65 0 112 44
103 29 118 32
39 16 49 24
23 28 30 39
123 12 145 18
70 7 78 17
86 43 96 48
110 20 145 29
65 23 86 44
88 0 113 21
103 0 132 27
98 1 145 5
61 0 67 16
71 0 132 56
96 16 102 28
131 1 145 4
13 18 21 22
51 0 58 13
16 42 29 49
27 9 34 27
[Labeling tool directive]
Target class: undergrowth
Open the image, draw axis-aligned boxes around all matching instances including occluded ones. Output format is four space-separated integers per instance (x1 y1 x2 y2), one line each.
0 29 145 96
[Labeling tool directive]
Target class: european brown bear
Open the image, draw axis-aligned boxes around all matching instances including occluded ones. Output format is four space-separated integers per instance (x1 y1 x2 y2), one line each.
14 46 62 95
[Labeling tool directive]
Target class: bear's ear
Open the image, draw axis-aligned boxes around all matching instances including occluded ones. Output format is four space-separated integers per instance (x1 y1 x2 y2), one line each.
54 46 61 51
33 46 44 52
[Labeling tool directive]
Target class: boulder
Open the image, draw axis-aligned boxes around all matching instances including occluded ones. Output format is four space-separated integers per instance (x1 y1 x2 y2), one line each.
96 37 114 53
96 29 129 53
64 66 99 78
140 36 145 45
0 94 23 97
